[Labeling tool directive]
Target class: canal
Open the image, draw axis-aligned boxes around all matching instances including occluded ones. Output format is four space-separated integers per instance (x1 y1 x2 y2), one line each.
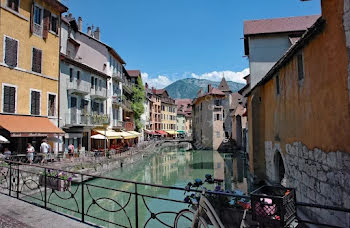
34 146 249 227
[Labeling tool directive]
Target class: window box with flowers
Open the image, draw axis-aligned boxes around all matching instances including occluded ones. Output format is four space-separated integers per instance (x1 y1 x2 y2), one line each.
39 170 72 192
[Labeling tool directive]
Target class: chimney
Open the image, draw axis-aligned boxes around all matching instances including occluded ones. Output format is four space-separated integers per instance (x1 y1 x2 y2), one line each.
94 27 100 40
68 13 72 18
91 25 94 37
208 84 212 93
78 17 82 32
87 26 92 36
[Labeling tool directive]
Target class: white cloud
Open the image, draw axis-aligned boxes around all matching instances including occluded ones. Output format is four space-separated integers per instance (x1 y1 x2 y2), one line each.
191 68 249 84
141 72 173 89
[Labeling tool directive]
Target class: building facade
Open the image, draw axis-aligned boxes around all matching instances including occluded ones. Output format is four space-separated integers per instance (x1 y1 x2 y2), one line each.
0 0 67 153
244 15 319 89
246 0 350 226
175 99 192 136
192 85 226 150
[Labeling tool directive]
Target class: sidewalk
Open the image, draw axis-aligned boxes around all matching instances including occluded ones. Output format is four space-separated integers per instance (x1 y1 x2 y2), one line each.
0 194 92 228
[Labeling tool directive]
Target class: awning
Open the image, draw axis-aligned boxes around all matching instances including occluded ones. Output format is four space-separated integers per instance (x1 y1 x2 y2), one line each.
128 131 141 136
121 131 138 139
94 130 123 139
166 130 178 135
156 130 167 135
177 130 185 134
0 115 64 137
91 134 107 140
0 135 10 143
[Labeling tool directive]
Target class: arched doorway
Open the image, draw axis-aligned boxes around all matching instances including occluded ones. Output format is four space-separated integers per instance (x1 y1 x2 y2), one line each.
274 151 285 183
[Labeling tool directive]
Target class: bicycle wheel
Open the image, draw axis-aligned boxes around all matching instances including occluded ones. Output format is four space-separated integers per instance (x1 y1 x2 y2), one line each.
174 209 208 228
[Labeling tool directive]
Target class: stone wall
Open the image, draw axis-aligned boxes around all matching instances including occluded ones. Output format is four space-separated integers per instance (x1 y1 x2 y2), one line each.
345 0 350 102
265 141 350 227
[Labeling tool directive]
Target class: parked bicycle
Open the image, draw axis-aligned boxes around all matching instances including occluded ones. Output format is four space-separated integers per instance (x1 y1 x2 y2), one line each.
174 174 249 228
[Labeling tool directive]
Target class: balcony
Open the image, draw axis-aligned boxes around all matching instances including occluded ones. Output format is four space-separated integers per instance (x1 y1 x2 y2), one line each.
90 87 107 100
122 99 133 112
112 72 123 82
123 121 134 131
122 78 133 94
65 113 110 127
67 79 90 95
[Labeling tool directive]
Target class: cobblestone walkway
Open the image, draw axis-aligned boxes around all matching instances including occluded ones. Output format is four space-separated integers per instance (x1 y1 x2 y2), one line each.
0 194 91 228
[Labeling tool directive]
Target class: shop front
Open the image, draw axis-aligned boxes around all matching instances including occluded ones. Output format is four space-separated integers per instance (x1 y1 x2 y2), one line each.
0 115 64 154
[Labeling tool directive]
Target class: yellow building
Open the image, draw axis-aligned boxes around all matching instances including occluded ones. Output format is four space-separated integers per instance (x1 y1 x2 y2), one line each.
0 0 67 153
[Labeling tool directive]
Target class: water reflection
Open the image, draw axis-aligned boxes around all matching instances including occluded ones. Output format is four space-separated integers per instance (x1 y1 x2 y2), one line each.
33 147 250 227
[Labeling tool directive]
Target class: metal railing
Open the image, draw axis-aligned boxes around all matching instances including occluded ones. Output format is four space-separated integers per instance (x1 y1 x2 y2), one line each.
0 160 249 228
0 160 349 228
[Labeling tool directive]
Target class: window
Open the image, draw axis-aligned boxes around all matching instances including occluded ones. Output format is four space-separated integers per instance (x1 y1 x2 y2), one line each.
50 14 58 34
95 78 98 89
276 74 280 95
214 100 222 106
7 0 19 12
34 5 42 25
32 48 42 73
3 85 16 113
91 76 94 88
99 80 102 90
215 114 221 121
31 90 41 115
297 52 304 81
48 94 56 116
100 103 104 114
216 131 220 138
4 36 18 68
77 71 80 81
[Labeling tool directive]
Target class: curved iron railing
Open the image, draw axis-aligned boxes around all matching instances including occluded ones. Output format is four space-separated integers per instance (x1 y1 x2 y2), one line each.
0 160 349 228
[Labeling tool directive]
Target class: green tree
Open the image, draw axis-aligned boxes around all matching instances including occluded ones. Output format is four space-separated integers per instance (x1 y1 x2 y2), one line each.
131 77 145 131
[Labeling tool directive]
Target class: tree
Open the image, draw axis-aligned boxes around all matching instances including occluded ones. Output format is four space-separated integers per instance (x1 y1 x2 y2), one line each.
131 77 145 131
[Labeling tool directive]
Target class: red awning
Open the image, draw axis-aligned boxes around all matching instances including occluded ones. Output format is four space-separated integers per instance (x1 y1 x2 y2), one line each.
0 115 64 137
156 130 167 135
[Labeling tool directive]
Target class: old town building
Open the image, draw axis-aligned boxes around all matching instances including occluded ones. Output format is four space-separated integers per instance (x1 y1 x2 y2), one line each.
0 0 67 153
245 0 350 226
175 99 192 137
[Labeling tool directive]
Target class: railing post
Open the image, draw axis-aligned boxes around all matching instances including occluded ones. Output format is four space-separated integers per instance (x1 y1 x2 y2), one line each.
44 168 47 208
81 174 85 223
17 165 20 199
135 183 139 228
9 163 12 196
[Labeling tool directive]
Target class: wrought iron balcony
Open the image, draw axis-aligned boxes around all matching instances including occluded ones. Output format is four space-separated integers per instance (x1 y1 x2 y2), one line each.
122 99 133 112
112 119 123 128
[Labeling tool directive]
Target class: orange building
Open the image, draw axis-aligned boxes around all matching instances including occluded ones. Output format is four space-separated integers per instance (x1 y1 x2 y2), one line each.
246 0 350 226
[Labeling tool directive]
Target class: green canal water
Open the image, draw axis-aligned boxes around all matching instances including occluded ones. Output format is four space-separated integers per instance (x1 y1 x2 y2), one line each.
29 146 249 227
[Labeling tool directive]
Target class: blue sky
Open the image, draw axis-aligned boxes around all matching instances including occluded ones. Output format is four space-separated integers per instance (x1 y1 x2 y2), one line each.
62 0 321 88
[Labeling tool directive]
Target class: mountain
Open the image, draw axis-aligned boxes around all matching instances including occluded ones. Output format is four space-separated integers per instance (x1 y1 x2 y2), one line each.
164 78 245 99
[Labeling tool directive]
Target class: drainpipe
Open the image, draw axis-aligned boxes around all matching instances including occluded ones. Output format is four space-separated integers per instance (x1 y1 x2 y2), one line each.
57 12 63 154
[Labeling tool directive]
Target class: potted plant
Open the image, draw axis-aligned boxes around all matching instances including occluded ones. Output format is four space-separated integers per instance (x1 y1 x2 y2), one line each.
39 170 72 192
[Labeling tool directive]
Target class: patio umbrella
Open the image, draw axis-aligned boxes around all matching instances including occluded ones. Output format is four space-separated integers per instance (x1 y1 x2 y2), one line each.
0 135 10 143
91 134 106 140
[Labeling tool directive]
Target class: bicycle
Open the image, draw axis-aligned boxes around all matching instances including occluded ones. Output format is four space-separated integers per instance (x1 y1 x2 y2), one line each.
174 174 249 228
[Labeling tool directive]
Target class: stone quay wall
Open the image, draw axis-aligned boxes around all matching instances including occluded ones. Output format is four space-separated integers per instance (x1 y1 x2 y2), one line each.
265 141 350 227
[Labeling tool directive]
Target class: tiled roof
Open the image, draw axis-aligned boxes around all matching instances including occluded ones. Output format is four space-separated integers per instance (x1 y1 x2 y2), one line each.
153 89 165 95
127 70 141 78
244 15 320 36
176 99 192 114
218 77 231 92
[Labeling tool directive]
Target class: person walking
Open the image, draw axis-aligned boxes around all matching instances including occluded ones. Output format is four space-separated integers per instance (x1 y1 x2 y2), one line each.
3 147 11 160
68 143 74 162
40 139 50 164
26 143 35 164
